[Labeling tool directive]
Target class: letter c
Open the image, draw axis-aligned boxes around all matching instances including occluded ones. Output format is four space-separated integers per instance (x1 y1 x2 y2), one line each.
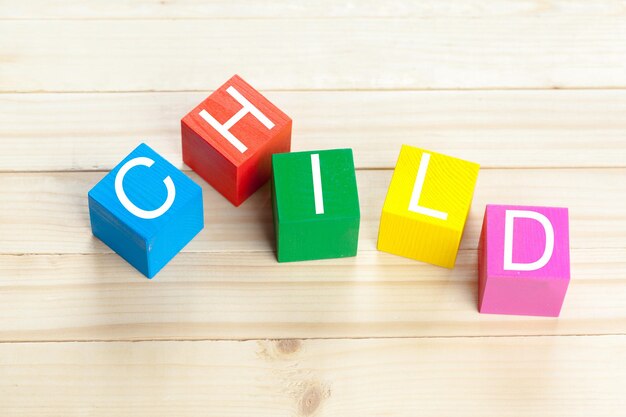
114 157 176 219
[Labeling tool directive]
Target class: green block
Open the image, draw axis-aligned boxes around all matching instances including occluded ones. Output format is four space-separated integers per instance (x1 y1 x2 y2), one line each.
272 149 360 262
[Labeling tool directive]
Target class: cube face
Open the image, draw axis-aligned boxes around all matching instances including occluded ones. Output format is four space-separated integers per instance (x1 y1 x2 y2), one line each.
88 143 204 278
182 74 292 206
272 149 360 262
478 204 570 317
377 145 479 268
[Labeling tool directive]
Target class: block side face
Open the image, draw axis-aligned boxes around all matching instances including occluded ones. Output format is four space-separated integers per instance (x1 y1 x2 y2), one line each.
383 144 479 232
486 204 571 281
236 120 292 205
478 275 569 317
182 120 238 204
477 209 489 311
271 175 281 258
276 216 359 262
377 209 460 268
182 75 291 167
273 149 359 223
88 195 149 276
147 187 204 278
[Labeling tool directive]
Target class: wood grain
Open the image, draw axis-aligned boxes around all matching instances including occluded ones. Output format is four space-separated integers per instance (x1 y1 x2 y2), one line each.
0 248 624 341
4 0 626 19
2 18 626 92
1 336 624 417
3 90 625 171
0 169 623 255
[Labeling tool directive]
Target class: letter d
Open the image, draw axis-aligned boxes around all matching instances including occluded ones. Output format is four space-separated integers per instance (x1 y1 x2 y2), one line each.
503 210 554 271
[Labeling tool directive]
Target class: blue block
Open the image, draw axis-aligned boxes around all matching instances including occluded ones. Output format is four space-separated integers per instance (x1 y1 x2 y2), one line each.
88 143 204 278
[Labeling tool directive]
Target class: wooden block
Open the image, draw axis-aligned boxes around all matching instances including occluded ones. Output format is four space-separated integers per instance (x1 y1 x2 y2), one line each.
181 74 292 206
478 204 571 317
377 145 479 268
88 143 204 278
272 149 360 262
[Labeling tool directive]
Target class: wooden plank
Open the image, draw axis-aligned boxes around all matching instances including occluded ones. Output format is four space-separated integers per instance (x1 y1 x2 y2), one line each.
2 18 626 92
0 248 624 341
0 169 624 255
1 336 625 416
2 90 626 172
3 0 626 19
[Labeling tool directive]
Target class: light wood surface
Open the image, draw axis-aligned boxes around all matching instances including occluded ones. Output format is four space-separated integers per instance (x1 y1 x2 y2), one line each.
4 0 626 19
2 91 626 171
1 1 625 416
2 17 626 92
1 337 625 417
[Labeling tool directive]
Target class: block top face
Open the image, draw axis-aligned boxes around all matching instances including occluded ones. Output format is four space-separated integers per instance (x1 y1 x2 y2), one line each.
382 145 480 231
485 204 570 281
182 74 292 167
272 149 360 223
88 143 202 240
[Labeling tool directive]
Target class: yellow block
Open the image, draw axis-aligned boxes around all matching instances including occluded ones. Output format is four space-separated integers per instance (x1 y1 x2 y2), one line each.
377 145 480 268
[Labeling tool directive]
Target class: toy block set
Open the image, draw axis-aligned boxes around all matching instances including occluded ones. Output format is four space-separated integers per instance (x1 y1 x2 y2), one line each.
88 74 571 318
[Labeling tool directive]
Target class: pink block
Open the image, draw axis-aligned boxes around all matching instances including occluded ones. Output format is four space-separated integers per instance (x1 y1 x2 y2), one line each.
478 204 570 317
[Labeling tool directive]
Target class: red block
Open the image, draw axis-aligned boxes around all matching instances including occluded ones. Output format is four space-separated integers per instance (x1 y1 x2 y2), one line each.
181 75 292 206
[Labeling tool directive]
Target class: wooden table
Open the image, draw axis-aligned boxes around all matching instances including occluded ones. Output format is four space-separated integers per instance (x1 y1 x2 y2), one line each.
1 1 625 415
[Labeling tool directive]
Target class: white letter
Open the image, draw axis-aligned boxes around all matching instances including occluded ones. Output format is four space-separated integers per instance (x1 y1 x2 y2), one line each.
504 210 554 271
198 86 275 153
311 154 324 214
408 153 448 220
115 157 176 219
